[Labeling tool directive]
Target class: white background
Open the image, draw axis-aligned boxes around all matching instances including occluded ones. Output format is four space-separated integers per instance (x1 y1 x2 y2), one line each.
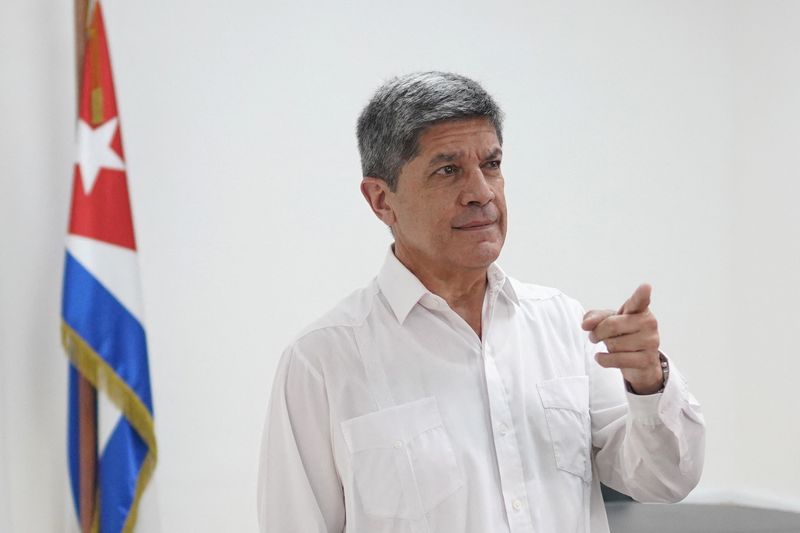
1 1 799 531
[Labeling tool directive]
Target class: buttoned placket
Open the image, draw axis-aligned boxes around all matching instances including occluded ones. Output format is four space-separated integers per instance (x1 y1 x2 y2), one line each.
480 279 535 533
419 277 535 533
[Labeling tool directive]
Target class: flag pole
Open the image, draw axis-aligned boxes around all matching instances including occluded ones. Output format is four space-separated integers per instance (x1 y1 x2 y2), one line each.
74 2 98 531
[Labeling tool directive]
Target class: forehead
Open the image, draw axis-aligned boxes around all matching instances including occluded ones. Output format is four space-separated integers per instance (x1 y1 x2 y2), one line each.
416 117 500 155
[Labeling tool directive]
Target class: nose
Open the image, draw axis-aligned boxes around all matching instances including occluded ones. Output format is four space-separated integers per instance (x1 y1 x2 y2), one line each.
459 166 495 206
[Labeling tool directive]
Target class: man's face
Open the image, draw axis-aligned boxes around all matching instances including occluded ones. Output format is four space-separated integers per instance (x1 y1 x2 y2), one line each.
384 117 507 276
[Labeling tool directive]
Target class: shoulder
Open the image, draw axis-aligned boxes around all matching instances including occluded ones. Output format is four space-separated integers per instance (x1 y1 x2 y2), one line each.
507 276 584 308
295 280 379 338
507 276 587 318
507 277 563 301
281 279 381 370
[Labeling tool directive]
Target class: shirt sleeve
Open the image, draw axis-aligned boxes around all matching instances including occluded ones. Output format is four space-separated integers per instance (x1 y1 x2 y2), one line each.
257 344 345 532
588 336 706 503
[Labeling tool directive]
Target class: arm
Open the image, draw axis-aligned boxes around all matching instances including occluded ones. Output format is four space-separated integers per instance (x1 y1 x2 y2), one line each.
257 345 345 532
589 349 706 502
581 284 706 502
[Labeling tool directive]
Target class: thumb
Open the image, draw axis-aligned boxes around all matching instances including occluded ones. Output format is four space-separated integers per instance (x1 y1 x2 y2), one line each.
619 283 652 315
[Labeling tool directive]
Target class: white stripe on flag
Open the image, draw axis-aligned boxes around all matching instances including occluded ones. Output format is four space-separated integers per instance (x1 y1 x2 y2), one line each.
97 388 121 455
66 234 144 322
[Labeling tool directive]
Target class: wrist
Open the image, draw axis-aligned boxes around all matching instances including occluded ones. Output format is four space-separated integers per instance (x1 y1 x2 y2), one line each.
625 352 669 395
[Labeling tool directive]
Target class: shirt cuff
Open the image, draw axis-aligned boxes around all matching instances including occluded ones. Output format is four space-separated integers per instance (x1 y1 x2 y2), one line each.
625 353 686 425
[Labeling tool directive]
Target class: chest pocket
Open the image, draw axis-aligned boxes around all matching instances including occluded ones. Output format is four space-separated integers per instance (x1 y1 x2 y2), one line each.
340 396 465 520
537 375 592 483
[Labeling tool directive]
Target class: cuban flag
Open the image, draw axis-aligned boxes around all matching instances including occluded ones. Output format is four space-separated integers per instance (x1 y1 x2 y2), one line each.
61 2 157 531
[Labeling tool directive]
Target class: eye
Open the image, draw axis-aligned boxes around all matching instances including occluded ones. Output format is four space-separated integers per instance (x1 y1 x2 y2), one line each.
435 165 459 176
485 160 501 170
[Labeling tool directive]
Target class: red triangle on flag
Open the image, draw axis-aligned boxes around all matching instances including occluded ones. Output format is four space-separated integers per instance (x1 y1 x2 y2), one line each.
68 2 137 251
69 165 137 250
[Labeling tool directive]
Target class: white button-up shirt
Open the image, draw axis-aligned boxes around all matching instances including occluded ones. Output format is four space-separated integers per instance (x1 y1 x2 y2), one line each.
257 249 705 533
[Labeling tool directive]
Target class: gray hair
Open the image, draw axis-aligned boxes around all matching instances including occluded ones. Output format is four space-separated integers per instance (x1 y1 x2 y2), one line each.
356 71 504 191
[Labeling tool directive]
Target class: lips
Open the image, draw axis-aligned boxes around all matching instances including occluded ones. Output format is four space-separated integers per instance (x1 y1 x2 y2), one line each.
454 219 495 229
451 204 500 230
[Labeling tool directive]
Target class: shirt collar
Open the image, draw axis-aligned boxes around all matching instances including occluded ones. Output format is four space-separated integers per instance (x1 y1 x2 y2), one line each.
488 261 519 306
377 247 430 324
376 246 520 324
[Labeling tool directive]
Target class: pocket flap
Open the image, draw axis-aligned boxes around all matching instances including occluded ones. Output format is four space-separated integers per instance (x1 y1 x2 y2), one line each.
537 376 589 413
341 396 443 452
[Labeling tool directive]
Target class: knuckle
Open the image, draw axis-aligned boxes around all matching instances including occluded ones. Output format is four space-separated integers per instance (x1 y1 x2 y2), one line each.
650 333 660 349
644 351 660 366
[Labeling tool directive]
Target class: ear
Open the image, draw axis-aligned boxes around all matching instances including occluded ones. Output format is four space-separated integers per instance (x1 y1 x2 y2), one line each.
360 177 397 227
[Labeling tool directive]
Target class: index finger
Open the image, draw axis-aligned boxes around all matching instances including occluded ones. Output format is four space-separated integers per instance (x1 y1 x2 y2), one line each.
618 283 652 315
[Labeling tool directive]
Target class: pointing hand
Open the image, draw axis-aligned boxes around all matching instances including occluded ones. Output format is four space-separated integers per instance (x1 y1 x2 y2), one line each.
581 284 664 395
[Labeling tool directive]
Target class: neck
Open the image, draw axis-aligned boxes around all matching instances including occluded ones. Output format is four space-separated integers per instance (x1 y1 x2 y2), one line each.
393 243 489 337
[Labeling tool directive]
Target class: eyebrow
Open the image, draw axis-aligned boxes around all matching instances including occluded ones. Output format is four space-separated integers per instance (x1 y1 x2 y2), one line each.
426 152 460 169
483 147 503 161
426 147 503 169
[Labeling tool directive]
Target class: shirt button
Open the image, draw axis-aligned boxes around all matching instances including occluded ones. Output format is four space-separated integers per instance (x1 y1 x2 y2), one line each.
393 440 403 449
498 423 509 436
512 499 522 511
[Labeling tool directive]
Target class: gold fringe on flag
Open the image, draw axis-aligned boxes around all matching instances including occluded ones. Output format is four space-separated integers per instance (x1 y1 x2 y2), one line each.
62 321 157 533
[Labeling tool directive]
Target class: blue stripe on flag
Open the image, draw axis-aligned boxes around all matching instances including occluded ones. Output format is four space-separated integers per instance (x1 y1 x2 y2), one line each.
67 364 81 517
99 417 149 532
62 251 153 412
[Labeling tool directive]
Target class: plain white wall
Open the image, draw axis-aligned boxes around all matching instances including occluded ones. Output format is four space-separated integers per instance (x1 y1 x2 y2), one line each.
725 0 800 508
0 0 75 531
1 0 798 531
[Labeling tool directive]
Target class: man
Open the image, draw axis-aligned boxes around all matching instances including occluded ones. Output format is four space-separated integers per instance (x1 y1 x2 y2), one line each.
257 71 705 533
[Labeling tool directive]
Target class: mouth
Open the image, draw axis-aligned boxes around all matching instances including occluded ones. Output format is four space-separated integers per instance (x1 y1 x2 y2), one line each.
453 220 496 231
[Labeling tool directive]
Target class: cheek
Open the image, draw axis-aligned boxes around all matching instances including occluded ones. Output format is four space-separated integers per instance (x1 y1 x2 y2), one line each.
395 188 460 239
398 196 443 233
415 193 453 223
493 179 506 202
494 188 508 218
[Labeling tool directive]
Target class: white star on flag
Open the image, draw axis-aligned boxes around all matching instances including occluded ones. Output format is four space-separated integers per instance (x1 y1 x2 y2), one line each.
76 117 125 194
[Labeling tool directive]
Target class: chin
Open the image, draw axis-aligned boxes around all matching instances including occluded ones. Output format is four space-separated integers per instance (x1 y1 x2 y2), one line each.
457 241 504 269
